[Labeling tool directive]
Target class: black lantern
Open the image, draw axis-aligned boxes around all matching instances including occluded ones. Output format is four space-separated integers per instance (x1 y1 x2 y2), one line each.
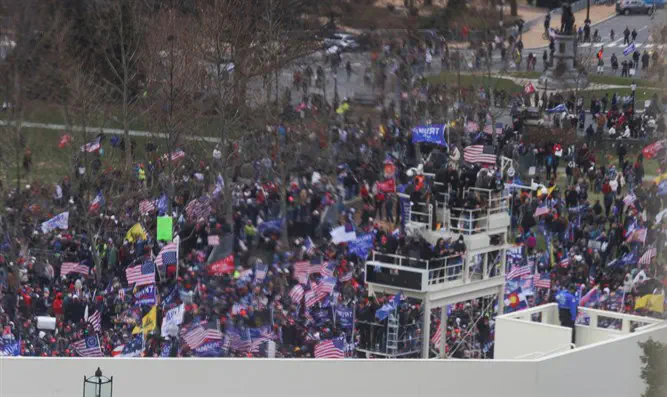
83 367 113 397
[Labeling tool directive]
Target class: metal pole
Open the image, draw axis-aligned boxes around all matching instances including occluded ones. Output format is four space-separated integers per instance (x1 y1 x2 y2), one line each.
586 0 591 24
439 306 448 358
421 297 431 358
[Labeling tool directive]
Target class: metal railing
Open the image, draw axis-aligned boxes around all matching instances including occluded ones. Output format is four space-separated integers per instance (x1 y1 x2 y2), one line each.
427 254 465 286
370 250 468 287
408 201 433 231
356 321 421 357
444 187 509 235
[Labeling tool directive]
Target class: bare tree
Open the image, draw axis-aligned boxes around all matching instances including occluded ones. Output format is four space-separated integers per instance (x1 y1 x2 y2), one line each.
92 0 148 169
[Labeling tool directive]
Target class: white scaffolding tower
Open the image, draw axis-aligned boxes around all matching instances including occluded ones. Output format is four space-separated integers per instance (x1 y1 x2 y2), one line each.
363 186 511 358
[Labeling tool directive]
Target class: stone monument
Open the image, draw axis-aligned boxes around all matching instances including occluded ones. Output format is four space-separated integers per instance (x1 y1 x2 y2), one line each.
539 2 589 90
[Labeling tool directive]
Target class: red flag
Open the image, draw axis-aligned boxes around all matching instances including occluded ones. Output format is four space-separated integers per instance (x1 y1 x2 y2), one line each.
376 179 396 193
523 82 535 94
58 134 72 149
207 254 235 276
642 140 665 160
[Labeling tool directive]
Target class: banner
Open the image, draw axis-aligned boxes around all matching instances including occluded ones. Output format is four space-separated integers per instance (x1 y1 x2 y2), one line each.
376 179 396 193
207 254 235 275
41 211 69 234
335 306 353 329
157 217 173 242
642 140 665 160
330 225 357 244
257 218 283 235
313 308 332 325
193 340 223 357
411 124 447 146
134 285 157 306
161 304 185 337
348 233 374 260
398 193 411 234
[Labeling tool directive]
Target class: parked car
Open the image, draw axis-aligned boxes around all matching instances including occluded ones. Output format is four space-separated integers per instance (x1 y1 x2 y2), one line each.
616 0 662 15
324 33 359 52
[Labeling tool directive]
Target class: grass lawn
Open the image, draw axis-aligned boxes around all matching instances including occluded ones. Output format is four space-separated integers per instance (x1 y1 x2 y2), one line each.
0 126 216 186
508 72 654 88
428 71 522 91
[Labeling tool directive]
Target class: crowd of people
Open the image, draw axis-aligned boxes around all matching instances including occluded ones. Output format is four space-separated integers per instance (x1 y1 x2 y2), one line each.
0 28 666 360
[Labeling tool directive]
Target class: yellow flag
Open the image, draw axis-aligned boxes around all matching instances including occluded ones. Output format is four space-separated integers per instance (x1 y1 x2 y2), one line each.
125 223 148 243
634 294 665 313
132 305 157 335
654 172 667 185
547 185 557 197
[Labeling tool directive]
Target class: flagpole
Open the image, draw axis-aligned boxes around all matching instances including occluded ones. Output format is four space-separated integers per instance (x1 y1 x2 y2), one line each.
175 234 180 281
350 299 357 358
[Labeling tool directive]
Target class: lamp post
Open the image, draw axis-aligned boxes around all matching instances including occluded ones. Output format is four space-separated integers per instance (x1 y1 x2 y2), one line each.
586 0 591 24
83 368 113 397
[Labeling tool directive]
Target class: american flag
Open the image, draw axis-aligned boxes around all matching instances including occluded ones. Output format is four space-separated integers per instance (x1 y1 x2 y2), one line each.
88 310 102 332
559 254 570 268
304 290 318 308
255 263 268 282
228 328 252 352
88 192 105 213
165 148 185 162
623 194 637 207
182 324 207 349
81 137 101 153
185 196 211 221
629 228 648 243
249 327 274 353
316 277 336 300
430 321 442 349
155 243 177 272
506 265 532 280
207 235 220 246
639 247 657 265
125 260 155 286
533 273 552 289
61 262 90 277
339 269 354 282
483 122 504 135
320 261 335 278
314 338 345 358
289 284 305 304
139 200 156 215
71 336 103 357
293 261 320 284
463 145 496 164
534 206 550 217
304 237 316 255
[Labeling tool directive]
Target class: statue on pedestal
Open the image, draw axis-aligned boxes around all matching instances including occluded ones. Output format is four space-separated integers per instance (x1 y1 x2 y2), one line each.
560 3 575 35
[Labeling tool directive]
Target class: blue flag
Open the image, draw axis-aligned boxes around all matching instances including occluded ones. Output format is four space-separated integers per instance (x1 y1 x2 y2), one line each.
193 340 223 357
157 193 169 216
257 218 283 235
160 340 172 357
411 124 447 146
335 306 354 329
623 42 636 56
134 284 157 306
375 294 403 321
546 104 566 113
0 339 20 356
348 233 374 259
121 335 143 357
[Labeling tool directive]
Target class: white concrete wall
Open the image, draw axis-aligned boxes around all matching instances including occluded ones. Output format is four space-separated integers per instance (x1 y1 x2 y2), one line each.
537 323 667 397
1 324 665 397
0 357 538 397
495 317 572 359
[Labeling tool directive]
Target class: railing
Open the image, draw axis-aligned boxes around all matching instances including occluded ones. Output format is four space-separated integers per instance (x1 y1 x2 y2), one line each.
408 201 433 231
372 251 429 269
427 254 465 286
356 321 421 357
444 187 509 235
